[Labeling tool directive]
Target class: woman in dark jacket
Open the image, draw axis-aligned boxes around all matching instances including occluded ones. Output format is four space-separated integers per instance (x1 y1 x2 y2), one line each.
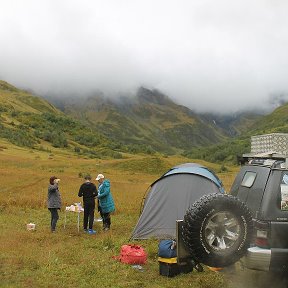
47 176 62 232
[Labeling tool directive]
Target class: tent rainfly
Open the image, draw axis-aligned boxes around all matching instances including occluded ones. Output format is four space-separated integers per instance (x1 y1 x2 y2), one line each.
130 163 225 240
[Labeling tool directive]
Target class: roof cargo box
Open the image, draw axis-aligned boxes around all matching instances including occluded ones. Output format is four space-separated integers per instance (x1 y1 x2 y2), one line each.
251 133 288 156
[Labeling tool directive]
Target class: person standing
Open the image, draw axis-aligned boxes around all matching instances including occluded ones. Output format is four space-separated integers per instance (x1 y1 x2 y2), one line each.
78 175 98 234
96 174 115 231
47 176 62 233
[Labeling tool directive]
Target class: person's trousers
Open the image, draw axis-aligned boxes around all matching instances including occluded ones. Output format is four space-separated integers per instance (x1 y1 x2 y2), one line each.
48 208 59 231
101 211 111 228
83 201 95 230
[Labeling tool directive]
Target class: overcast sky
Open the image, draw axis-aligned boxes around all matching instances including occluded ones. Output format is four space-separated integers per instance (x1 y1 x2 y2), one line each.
1 0 288 114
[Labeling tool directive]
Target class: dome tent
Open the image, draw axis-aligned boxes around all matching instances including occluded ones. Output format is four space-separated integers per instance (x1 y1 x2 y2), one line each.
130 163 225 240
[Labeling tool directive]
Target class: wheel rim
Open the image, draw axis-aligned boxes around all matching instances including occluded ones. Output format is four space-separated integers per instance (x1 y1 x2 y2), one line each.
204 211 240 251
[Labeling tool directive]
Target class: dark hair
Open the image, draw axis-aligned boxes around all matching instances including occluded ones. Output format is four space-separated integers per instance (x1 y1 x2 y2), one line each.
49 176 57 185
84 175 91 180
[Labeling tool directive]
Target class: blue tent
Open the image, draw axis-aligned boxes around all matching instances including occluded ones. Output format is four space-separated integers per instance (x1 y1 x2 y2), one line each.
131 163 225 239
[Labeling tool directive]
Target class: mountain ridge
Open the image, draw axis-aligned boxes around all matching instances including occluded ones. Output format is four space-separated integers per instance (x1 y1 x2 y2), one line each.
1 80 287 160
45 87 231 153
46 86 269 152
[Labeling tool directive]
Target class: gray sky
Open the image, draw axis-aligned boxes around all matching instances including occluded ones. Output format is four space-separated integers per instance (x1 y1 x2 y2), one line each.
1 0 288 113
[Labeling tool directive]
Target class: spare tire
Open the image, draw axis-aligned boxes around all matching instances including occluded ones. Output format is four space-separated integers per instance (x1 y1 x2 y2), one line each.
182 193 253 267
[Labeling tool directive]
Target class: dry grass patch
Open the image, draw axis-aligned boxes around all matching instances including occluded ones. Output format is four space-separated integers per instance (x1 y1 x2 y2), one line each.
0 144 239 287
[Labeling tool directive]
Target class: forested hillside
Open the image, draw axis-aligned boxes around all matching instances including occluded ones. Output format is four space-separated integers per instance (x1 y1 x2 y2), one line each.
1 80 287 161
0 81 121 158
46 87 233 154
183 104 288 164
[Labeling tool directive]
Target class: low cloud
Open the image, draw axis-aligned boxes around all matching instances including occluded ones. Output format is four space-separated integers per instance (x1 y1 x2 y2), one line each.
1 0 288 113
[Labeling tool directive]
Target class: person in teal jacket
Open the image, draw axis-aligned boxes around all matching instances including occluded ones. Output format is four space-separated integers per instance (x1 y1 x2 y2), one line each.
96 174 115 231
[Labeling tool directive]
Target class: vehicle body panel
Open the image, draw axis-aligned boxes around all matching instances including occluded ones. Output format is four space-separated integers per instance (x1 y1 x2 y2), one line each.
230 162 288 273
230 166 270 218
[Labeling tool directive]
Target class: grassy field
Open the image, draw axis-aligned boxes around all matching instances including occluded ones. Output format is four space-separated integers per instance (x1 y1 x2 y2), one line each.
0 140 239 288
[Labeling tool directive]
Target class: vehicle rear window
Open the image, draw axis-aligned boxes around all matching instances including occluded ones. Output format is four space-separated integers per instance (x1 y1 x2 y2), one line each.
241 171 256 187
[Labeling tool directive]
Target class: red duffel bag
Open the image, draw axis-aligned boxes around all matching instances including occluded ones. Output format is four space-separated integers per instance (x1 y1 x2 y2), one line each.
119 244 147 264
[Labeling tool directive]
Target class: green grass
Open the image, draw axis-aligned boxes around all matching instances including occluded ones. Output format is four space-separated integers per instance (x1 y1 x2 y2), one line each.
0 207 228 288
0 141 238 287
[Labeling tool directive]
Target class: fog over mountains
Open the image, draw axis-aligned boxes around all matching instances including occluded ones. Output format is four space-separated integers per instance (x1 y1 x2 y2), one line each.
1 79 287 160
1 0 288 114
45 86 263 147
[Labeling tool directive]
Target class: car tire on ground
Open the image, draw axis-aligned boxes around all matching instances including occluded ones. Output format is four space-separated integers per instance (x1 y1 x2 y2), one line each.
182 193 253 267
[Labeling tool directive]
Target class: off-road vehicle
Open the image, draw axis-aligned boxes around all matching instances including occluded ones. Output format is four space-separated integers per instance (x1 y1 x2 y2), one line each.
231 153 288 273
180 151 288 274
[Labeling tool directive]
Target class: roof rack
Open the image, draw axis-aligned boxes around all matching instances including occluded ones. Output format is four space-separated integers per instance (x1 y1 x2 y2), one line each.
239 134 288 168
241 152 288 168
243 151 287 160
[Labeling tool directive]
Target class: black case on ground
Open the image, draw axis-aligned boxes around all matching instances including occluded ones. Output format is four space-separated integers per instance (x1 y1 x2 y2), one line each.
159 261 193 277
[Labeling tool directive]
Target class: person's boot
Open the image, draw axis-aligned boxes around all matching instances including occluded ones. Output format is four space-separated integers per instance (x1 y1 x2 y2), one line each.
104 224 110 231
103 223 110 231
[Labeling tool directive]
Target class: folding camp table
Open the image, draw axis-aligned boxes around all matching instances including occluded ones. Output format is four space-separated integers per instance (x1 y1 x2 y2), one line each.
64 204 83 232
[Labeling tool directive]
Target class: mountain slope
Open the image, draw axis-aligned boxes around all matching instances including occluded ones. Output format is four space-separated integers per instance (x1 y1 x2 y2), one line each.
0 81 58 114
199 112 263 137
248 103 288 134
0 80 120 158
183 103 288 164
47 87 230 153
2 80 286 160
